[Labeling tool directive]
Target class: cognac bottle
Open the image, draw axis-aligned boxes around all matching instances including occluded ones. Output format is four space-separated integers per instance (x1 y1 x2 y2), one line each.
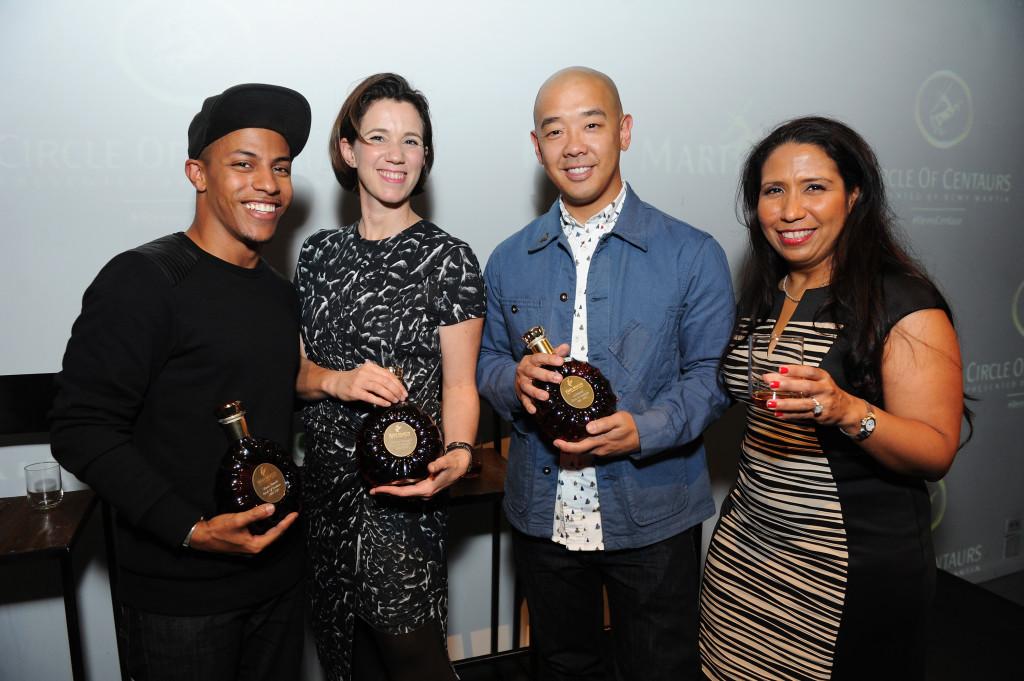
522 326 617 442
215 401 301 535
357 367 442 486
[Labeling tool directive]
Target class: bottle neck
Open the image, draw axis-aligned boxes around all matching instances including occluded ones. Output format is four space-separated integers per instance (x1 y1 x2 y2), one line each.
527 337 555 355
220 415 250 441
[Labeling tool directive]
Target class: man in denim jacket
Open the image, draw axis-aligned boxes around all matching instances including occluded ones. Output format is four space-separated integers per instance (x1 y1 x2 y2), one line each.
477 67 734 680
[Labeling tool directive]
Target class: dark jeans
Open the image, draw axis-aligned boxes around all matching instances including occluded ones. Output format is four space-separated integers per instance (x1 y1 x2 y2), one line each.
122 580 304 681
513 526 702 681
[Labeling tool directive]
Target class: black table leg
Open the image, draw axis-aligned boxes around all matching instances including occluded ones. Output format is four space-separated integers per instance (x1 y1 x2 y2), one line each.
61 551 85 681
102 503 129 681
490 499 501 655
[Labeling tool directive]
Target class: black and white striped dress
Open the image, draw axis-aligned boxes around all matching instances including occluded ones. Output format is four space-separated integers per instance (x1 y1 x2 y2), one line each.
700 278 944 680
295 220 485 681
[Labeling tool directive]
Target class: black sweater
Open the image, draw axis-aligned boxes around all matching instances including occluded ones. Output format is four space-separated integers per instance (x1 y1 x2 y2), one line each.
51 233 303 615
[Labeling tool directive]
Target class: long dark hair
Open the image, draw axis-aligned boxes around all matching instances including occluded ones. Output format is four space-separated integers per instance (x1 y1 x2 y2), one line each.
328 73 434 195
732 116 967 421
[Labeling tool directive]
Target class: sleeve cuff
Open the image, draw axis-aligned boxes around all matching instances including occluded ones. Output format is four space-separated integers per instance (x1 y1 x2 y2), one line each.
141 493 206 549
632 408 668 459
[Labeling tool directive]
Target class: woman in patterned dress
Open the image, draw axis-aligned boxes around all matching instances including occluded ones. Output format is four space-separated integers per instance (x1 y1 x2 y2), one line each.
699 117 970 680
294 73 485 681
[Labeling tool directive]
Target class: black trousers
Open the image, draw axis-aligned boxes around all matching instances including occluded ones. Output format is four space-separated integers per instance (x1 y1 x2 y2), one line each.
122 580 305 681
513 526 702 681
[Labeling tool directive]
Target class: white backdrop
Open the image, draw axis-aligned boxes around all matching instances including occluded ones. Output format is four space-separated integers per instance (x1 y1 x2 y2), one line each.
1 1 1022 679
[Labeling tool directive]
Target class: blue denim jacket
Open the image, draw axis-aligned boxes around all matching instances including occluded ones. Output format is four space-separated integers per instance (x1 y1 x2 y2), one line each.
477 187 735 550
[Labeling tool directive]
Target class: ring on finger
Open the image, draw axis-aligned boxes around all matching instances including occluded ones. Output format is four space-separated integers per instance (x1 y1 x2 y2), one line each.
811 396 823 417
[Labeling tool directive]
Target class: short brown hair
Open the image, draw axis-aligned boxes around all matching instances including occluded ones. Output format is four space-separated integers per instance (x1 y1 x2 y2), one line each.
328 73 434 194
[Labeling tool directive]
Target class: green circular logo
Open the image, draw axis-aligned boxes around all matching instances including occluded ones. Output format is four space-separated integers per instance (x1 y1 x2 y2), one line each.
1013 281 1024 338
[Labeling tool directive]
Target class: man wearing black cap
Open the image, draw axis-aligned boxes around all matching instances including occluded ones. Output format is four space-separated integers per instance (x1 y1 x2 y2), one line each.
51 84 312 681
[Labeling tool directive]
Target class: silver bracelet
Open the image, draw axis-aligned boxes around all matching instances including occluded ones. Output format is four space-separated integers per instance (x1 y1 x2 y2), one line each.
182 518 203 548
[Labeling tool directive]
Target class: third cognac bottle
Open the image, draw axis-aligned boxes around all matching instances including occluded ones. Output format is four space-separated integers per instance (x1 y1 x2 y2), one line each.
522 326 616 442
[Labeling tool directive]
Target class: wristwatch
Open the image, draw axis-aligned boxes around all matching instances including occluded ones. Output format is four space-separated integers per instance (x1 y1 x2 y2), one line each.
445 441 475 473
840 405 876 441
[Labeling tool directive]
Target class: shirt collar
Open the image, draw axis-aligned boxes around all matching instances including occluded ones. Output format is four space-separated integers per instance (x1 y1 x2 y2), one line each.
558 183 628 235
527 184 648 253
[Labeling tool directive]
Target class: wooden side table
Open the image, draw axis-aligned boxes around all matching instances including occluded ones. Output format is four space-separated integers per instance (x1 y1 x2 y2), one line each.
0 489 98 681
450 447 508 659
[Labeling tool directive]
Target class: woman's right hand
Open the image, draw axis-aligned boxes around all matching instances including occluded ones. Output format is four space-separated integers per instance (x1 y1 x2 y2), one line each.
321 361 408 406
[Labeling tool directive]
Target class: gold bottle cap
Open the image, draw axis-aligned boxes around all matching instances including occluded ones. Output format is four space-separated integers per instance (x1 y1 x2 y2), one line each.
522 326 555 354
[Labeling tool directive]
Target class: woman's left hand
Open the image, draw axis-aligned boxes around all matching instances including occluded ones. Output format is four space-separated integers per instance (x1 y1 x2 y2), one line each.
369 447 473 499
760 364 859 427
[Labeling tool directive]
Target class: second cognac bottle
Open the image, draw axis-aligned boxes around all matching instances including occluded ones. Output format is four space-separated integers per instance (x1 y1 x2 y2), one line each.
357 367 442 487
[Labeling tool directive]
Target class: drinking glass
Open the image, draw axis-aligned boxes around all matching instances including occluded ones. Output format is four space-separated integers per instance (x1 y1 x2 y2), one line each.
25 461 63 510
748 334 804 410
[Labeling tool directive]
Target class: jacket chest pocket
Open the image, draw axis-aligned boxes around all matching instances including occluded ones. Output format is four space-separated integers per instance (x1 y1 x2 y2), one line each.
498 296 546 358
608 306 683 399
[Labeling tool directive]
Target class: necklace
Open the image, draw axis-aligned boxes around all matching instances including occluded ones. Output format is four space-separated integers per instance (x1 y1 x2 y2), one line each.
781 275 801 303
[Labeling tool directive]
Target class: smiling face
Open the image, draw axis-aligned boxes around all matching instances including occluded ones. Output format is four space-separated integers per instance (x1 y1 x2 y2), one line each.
757 142 860 281
188 127 293 255
339 98 426 211
531 71 632 222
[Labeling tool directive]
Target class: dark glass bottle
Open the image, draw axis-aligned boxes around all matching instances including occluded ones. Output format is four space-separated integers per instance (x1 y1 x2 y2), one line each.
357 367 442 486
522 326 617 442
215 401 301 535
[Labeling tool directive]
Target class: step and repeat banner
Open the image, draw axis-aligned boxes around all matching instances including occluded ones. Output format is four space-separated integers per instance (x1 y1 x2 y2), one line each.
1 0 1021 677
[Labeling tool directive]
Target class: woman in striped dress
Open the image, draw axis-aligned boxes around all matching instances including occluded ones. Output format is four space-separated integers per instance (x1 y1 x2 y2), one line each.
699 117 970 680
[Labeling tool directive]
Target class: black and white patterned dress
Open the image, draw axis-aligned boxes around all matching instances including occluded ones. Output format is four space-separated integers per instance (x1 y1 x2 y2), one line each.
295 220 485 681
700 275 945 680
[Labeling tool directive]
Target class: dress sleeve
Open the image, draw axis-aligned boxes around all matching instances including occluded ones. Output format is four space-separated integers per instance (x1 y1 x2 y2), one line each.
882 273 951 333
435 244 486 326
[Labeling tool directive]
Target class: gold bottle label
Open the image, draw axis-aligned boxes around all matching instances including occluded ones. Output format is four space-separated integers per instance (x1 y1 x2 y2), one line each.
559 375 596 409
383 421 418 457
251 463 286 503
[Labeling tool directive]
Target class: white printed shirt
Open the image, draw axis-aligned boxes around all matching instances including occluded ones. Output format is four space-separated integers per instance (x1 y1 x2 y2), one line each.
551 184 627 551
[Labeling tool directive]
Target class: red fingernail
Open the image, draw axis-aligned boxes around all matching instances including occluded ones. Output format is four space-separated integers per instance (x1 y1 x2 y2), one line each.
779 366 789 374
775 411 784 417
770 381 780 389
766 400 777 408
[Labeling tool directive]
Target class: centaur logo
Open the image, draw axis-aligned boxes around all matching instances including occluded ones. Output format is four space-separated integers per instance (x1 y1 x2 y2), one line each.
915 70 973 149
116 0 251 107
